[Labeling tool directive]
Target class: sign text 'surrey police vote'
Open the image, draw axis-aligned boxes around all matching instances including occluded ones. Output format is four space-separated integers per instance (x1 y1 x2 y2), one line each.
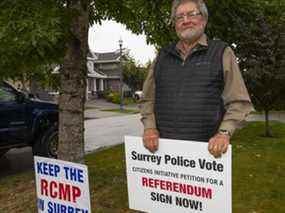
125 136 232 213
34 156 91 213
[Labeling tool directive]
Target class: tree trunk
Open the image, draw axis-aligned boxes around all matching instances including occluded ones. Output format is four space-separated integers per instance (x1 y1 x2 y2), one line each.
264 110 272 137
58 0 89 163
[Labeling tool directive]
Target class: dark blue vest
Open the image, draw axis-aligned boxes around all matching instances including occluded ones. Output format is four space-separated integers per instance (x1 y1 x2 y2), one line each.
154 40 227 142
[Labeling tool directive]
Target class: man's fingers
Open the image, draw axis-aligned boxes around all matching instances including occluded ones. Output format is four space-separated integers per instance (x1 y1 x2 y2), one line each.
149 139 158 153
143 129 159 153
208 134 230 158
208 138 219 156
212 144 220 158
221 143 228 154
144 138 158 153
208 138 215 153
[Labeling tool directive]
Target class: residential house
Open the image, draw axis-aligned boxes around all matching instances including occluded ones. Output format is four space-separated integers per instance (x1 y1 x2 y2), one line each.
5 48 130 101
86 48 130 99
34 48 130 101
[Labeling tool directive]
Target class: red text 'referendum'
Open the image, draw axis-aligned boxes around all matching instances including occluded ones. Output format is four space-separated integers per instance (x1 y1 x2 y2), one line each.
142 177 213 199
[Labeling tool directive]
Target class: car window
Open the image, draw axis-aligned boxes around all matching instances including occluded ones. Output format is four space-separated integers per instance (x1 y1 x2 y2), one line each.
0 87 16 102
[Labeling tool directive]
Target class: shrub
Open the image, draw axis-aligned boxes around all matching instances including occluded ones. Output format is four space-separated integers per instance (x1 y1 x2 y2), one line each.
104 90 136 105
111 92 121 104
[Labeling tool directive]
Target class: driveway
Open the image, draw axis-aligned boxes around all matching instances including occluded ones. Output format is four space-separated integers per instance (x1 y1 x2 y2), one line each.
85 114 142 152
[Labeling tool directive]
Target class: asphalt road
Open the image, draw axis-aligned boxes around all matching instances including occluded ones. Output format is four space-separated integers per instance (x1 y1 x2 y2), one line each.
0 114 143 178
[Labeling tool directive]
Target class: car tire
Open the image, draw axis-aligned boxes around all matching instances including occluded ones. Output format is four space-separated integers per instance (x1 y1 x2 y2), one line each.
33 125 58 158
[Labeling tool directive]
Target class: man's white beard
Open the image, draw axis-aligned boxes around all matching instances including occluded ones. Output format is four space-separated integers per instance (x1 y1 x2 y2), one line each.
177 26 205 43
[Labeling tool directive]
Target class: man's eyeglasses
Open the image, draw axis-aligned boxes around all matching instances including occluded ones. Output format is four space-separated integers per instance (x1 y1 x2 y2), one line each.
174 11 202 22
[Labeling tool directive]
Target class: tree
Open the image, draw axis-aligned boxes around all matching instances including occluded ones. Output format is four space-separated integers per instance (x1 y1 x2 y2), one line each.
237 1 285 136
0 0 67 79
0 0 90 162
57 0 89 162
93 0 174 47
123 56 148 92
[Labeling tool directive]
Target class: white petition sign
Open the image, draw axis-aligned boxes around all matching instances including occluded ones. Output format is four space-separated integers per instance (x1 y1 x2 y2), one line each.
34 156 91 213
125 136 232 213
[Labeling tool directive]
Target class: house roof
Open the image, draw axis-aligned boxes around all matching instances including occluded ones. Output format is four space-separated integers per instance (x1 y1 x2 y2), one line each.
88 69 107 78
95 52 120 61
91 48 129 63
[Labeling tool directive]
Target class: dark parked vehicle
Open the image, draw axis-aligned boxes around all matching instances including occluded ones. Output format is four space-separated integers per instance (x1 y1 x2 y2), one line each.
0 81 58 158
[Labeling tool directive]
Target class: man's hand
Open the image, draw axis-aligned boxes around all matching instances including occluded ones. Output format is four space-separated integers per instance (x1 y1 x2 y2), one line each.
208 133 230 158
143 128 159 153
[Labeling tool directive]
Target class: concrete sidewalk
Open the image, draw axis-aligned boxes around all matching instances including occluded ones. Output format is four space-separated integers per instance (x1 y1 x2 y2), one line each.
247 112 285 123
84 99 285 123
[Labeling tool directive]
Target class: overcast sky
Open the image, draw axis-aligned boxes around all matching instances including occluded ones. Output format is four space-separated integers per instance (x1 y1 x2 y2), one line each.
88 20 156 65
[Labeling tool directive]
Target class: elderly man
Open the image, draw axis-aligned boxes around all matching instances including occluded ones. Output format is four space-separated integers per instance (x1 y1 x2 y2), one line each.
140 0 253 158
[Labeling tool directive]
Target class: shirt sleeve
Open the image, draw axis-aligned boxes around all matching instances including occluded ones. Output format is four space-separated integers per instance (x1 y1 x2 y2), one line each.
219 47 255 136
140 58 157 130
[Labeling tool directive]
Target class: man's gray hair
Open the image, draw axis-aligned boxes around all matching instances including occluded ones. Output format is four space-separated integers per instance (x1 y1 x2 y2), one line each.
171 0 208 23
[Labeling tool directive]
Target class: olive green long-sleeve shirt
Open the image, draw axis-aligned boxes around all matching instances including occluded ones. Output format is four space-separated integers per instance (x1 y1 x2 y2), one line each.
140 34 254 136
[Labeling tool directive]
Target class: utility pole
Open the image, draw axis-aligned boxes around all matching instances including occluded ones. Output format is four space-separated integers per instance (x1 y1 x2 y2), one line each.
119 38 124 111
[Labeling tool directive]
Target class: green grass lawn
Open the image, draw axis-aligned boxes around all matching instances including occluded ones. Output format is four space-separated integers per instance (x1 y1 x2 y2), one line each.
0 121 284 213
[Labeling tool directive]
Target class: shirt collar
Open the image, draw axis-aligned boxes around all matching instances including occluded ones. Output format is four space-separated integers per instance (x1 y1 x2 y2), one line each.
198 33 208 46
176 34 208 57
